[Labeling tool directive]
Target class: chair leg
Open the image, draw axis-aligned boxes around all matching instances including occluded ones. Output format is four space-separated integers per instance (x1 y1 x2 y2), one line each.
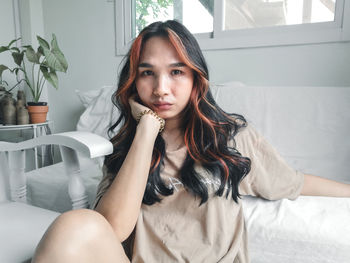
8 150 27 203
59 146 89 209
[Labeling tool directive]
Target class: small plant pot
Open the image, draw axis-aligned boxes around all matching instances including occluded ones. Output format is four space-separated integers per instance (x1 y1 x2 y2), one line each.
27 102 49 124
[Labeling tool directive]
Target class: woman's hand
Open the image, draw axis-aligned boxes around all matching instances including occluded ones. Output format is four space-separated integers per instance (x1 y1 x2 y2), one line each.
128 95 163 133
128 94 151 120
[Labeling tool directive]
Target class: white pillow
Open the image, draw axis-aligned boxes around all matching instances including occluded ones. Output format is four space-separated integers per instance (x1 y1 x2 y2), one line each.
76 85 119 139
76 85 120 167
75 88 101 108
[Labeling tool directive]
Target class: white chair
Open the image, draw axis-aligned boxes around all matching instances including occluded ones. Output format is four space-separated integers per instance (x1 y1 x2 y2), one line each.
0 131 113 263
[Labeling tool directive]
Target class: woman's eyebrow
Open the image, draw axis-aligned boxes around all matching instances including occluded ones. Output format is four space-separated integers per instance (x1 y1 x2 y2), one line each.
138 62 186 68
169 62 186 67
138 62 153 68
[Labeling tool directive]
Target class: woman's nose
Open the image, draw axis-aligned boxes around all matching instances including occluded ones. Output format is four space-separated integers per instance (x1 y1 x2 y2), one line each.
153 75 170 97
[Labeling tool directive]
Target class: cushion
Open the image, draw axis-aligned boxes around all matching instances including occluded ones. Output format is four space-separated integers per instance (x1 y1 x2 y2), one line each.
76 85 119 139
0 202 59 263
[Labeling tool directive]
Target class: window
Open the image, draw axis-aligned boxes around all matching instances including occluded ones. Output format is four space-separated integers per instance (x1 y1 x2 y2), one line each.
115 0 350 55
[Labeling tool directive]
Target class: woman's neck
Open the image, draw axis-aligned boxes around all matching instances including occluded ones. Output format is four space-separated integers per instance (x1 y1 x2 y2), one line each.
162 119 184 152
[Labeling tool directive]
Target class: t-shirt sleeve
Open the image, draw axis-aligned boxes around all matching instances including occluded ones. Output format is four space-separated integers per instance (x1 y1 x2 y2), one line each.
235 124 304 200
92 165 114 209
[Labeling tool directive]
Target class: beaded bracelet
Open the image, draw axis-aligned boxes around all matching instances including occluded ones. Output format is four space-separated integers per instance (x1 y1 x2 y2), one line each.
136 109 165 133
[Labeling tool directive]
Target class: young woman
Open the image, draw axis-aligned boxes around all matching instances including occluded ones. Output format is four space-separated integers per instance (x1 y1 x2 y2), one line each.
32 20 350 263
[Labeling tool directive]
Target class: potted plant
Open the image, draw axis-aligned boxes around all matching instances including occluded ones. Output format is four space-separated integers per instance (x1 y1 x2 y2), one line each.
0 38 27 124
0 38 22 100
0 34 68 123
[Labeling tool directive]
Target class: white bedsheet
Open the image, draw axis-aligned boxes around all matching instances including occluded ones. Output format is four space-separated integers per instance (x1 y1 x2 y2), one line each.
26 161 350 262
243 195 350 263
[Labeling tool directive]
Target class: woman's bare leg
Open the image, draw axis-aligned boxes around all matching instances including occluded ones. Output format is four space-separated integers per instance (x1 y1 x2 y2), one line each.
31 209 130 263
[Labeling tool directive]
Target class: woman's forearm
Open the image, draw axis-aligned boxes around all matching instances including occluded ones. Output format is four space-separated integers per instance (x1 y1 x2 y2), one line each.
301 174 350 197
95 115 159 242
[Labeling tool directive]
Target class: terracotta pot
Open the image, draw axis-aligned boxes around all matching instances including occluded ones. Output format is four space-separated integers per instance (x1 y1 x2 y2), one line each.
27 103 49 124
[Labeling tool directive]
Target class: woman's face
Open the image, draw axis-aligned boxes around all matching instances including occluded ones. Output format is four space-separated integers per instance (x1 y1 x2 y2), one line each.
135 36 194 123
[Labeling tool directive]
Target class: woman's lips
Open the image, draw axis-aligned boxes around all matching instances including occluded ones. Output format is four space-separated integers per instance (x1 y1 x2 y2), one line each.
153 103 172 110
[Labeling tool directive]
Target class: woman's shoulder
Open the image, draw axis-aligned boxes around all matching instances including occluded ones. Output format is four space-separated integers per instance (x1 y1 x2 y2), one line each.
228 122 260 149
234 123 260 143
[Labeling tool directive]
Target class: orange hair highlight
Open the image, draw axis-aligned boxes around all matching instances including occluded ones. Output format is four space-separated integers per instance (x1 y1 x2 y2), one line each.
107 22 249 201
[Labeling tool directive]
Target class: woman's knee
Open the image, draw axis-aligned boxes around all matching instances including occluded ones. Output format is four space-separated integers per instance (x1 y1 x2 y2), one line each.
33 209 129 262
48 209 114 241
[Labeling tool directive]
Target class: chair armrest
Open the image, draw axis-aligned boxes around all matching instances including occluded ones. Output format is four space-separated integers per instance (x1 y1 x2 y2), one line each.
0 131 113 158
0 131 113 208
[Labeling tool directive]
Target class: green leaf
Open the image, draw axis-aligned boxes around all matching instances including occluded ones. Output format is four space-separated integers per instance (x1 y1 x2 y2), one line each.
40 65 58 89
40 65 49 80
0 46 9 53
25 46 40 64
43 47 67 72
37 35 50 50
8 37 21 48
0 65 9 77
50 34 68 72
50 34 59 50
10 47 20 53
37 46 44 56
12 51 24 66
0 80 9 87
49 70 58 89
52 49 68 72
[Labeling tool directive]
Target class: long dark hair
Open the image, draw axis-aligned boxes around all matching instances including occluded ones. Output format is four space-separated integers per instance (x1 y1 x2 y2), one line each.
105 20 251 205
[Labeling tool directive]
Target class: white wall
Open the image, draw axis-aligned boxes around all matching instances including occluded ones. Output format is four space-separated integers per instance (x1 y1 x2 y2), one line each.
42 0 121 133
0 0 21 143
204 42 350 87
35 0 350 132
0 0 18 90
0 0 43 169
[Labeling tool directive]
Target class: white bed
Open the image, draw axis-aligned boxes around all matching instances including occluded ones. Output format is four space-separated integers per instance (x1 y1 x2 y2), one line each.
24 83 350 262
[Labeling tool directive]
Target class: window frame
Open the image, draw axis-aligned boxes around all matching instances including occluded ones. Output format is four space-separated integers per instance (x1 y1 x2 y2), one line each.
115 0 350 55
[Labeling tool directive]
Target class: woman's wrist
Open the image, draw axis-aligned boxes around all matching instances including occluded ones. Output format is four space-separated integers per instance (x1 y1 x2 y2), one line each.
136 109 165 133
136 113 162 139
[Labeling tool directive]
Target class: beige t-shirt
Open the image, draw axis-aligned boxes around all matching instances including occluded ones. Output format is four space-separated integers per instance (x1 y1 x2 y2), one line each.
94 124 304 262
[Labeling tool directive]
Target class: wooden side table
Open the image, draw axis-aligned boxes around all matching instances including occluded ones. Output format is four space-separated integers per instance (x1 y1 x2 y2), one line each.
0 121 53 169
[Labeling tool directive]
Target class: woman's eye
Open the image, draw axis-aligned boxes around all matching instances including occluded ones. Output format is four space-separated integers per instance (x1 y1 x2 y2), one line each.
171 69 183 76
141 70 153 76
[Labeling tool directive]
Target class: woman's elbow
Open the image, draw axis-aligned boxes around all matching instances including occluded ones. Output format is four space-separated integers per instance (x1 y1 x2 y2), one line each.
95 210 134 242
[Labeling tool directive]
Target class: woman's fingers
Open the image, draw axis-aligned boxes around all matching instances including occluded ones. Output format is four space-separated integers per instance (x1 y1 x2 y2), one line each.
128 95 151 120
128 95 164 133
